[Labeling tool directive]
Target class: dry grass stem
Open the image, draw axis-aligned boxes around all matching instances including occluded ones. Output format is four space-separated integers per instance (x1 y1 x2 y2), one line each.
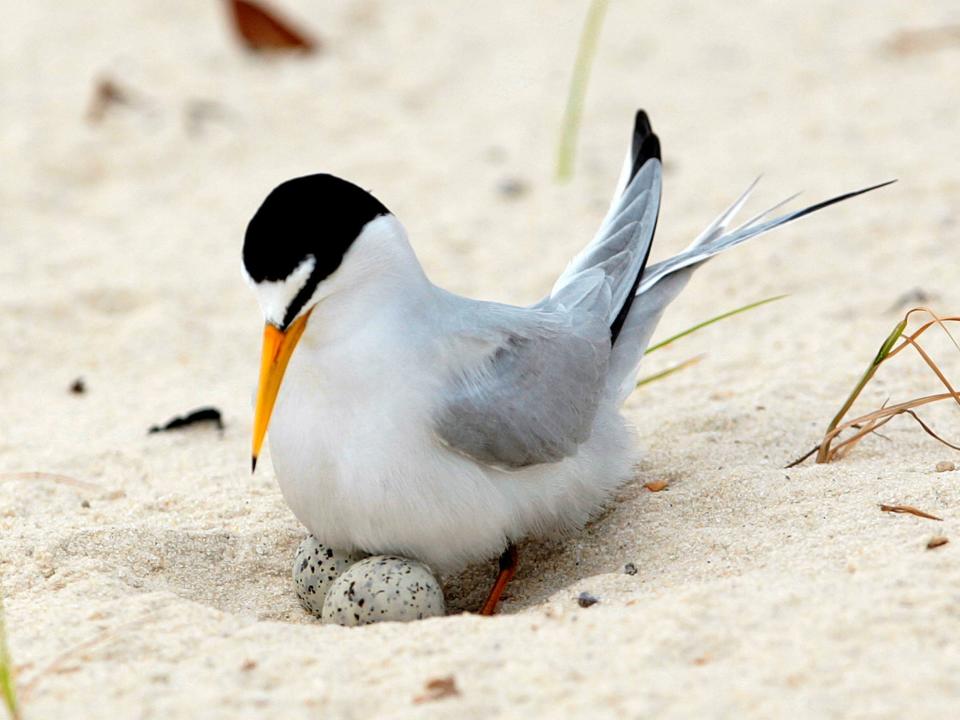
879 504 942 521
635 355 704 388
556 0 609 181
814 317 907 463
802 307 960 465
636 295 787 389
645 295 787 355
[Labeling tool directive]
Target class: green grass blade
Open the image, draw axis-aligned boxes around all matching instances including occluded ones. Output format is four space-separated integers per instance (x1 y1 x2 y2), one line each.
815 316 908 463
556 0 609 182
0 590 20 720
635 354 705 388
644 294 788 355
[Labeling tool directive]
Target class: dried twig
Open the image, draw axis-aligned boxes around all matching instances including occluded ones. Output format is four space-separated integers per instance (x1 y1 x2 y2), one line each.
902 410 960 452
879 504 942 521
785 444 819 468
825 393 956 460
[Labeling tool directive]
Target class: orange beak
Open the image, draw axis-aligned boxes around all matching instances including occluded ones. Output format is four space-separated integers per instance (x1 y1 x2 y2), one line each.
251 310 311 472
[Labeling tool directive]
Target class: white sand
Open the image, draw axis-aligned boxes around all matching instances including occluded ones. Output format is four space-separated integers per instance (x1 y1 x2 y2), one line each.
3 1 960 717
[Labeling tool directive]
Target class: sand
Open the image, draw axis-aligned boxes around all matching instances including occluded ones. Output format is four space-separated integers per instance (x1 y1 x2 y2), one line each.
3 1 960 717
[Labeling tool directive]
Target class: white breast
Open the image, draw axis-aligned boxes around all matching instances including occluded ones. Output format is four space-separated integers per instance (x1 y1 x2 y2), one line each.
263 218 639 573
268 304 638 573
267 290 511 571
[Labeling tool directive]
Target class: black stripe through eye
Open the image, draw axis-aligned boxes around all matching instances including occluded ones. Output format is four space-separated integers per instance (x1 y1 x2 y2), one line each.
282 264 323 329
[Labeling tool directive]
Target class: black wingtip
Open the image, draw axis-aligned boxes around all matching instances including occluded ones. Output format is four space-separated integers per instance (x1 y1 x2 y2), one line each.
634 109 652 138
610 110 662 344
629 109 661 183
788 178 897 222
251 455 258 474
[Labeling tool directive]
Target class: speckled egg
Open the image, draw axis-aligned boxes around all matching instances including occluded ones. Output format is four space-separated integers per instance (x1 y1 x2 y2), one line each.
321 555 446 626
292 535 367 617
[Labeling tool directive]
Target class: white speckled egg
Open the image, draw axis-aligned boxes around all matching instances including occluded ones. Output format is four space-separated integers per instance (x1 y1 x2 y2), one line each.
292 535 367 617
321 555 445 626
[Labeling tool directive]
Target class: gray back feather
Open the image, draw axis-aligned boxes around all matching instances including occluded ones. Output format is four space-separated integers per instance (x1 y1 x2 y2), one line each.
435 305 611 470
433 99 891 469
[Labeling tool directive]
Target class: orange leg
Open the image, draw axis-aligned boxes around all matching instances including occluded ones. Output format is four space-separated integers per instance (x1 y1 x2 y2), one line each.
479 544 518 616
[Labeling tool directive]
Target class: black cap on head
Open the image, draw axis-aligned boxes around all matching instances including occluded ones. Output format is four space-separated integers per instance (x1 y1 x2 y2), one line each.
243 174 389 284
243 174 390 328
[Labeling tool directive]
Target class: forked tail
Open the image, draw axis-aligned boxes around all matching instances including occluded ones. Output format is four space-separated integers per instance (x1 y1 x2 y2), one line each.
546 108 893 404
605 176 895 403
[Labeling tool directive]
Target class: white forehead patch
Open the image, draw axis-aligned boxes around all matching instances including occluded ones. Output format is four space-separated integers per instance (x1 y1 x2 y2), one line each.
244 255 316 327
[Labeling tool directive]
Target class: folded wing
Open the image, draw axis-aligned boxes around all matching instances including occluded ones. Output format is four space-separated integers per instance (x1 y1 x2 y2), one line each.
434 306 611 470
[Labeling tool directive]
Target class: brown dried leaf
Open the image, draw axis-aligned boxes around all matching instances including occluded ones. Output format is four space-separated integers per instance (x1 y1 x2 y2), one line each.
227 0 318 53
644 480 669 492
927 536 949 550
879 504 942 522
413 676 460 704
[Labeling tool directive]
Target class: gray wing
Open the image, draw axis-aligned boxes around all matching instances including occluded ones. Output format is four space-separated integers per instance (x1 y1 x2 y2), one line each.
434 307 611 470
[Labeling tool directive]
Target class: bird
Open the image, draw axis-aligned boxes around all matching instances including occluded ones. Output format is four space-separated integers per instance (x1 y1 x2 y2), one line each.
243 110 891 615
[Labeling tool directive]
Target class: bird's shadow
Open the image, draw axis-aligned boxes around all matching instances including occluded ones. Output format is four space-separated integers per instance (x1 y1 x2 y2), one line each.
440 536 567 614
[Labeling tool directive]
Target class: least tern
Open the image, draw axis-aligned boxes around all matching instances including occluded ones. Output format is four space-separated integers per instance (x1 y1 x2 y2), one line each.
244 110 890 614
